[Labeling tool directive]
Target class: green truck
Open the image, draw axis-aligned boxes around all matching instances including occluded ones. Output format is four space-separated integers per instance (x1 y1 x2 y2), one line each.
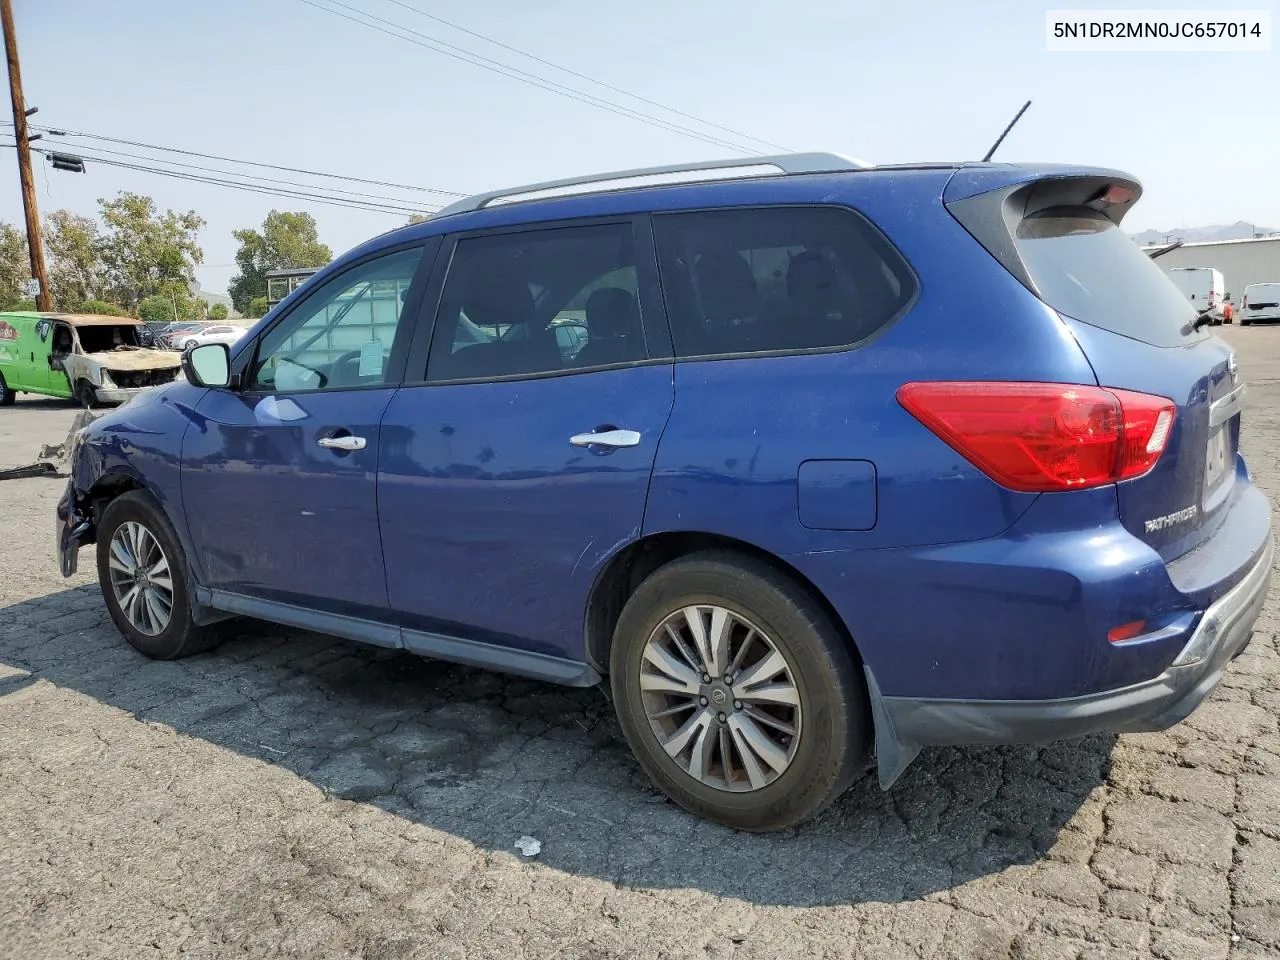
0 311 183 407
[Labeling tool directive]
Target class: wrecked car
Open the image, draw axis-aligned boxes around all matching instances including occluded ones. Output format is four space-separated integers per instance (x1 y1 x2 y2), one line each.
0 312 183 407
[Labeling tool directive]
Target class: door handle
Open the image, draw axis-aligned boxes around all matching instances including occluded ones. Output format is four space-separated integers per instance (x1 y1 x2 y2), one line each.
568 428 641 449
317 435 367 451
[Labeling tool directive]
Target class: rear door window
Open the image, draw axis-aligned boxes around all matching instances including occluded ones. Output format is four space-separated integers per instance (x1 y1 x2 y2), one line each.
652 206 916 358
1014 209 1205 348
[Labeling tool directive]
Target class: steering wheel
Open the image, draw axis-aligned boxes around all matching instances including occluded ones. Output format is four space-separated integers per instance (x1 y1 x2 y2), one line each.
328 349 367 387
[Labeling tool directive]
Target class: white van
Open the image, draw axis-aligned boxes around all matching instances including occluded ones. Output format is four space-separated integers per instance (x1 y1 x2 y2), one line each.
1241 282 1280 325
1167 267 1227 324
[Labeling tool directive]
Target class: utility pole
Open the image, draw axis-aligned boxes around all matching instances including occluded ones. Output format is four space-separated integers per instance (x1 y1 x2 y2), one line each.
1 0 51 311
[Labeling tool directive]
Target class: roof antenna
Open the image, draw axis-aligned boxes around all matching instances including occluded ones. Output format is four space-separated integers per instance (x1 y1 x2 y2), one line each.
982 100 1032 162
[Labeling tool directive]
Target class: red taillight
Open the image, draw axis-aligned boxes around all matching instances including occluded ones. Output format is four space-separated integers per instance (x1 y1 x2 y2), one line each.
896 382 1176 492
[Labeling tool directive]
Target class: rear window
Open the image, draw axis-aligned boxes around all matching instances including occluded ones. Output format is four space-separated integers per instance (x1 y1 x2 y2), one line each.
1014 209 1204 348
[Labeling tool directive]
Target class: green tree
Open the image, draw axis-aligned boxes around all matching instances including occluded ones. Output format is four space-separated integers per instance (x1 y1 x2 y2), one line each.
229 210 331 314
79 299 127 315
97 192 205 310
44 210 107 309
246 295 270 318
208 302 229 320
0 221 29 308
138 294 178 323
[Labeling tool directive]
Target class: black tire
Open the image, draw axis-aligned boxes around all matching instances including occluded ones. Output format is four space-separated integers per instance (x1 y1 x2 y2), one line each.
1241 319 1250 327
74 380 100 409
96 490 220 659
610 552 868 832
0 371 14 406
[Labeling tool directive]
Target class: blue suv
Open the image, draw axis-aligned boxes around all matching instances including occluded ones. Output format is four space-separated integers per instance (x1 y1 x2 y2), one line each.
57 154 1273 831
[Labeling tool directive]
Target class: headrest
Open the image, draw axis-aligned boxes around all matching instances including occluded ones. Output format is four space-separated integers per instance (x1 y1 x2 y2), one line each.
787 250 838 299
451 258 534 328
585 287 637 338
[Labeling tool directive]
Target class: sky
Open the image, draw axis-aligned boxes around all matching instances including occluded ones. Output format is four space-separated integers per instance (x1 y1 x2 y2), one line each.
2 0 1276 297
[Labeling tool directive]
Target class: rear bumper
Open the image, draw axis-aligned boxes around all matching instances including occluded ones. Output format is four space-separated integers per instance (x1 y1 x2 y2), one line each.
869 534 1273 788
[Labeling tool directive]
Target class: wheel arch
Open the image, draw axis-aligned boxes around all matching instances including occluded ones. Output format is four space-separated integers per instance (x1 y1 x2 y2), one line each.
583 530 865 676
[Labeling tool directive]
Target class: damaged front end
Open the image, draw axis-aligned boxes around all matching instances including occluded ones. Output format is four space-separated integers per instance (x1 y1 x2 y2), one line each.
53 409 100 576
56 479 93 577
63 348 184 404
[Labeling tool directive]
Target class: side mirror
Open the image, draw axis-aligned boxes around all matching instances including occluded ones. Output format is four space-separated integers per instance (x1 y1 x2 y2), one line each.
182 342 232 388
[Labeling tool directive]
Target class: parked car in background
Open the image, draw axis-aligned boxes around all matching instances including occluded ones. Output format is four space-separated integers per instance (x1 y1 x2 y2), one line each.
154 321 209 347
57 154 1271 831
1240 283 1280 325
0 311 182 407
1167 266 1228 323
178 324 246 350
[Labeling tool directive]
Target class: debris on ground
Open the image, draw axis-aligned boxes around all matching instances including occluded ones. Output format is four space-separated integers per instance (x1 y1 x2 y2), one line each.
0 409 98 482
514 836 542 859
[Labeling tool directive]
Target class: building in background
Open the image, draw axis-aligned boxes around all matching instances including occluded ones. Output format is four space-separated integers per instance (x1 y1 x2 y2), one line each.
266 268 321 309
1141 236 1280 304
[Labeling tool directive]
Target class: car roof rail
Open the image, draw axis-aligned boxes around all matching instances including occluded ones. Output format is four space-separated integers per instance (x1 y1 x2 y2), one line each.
433 152 873 217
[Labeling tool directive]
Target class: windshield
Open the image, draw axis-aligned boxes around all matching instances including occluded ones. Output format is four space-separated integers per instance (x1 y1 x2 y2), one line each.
1015 209 1205 347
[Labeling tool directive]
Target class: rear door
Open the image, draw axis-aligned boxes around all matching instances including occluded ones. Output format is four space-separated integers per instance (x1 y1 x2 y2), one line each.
1245 283 1280 320
948 176 1241 563
0 316 32 390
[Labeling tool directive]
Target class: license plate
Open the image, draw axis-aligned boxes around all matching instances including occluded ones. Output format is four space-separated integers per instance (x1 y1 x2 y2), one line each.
1204 423 1231 496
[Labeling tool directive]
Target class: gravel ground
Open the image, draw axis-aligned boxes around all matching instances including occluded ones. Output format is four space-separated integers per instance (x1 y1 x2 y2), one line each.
2 327 1279 960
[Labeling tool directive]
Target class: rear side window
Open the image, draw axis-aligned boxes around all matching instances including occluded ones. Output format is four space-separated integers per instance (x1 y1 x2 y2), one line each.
1015 210 1202 347
653 207 915 358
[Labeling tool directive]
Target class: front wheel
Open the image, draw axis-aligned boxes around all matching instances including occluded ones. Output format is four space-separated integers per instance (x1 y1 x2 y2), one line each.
96 491 221 659
0 371 14 406
610 553 868 832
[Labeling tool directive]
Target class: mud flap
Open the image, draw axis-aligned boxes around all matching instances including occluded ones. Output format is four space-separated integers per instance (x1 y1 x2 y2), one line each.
864 665 921 790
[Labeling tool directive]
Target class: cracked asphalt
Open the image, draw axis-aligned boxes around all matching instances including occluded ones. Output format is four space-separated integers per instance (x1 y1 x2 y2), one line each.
2 327 1279 960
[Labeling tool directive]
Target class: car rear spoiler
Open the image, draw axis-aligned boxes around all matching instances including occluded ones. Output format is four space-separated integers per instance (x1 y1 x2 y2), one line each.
943 169 1143 295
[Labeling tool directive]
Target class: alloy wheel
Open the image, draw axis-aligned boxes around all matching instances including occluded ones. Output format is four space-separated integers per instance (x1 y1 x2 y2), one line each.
107 521 174 636
638 604 802 792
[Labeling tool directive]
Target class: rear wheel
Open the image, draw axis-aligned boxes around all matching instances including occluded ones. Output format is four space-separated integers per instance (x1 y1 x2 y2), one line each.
610 552 868 832
96 491 220 659
0 372 14 406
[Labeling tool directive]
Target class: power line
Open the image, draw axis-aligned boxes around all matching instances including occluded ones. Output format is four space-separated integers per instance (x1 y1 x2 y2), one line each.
298 0 768 157
24 122 465 197
26 146 434 217
38 138 435 208
378 0 790 153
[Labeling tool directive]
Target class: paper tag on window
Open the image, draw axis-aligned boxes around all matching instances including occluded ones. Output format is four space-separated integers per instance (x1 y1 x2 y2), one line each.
358 339 384 377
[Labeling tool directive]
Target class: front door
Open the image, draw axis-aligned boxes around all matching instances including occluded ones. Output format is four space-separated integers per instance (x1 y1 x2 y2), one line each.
181 244 429 616
378 219 674 661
